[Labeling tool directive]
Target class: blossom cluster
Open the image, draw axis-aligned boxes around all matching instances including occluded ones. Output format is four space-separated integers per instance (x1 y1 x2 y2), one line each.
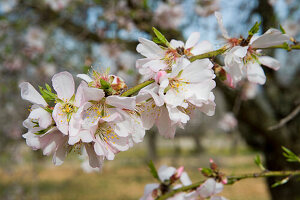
141 161 227 200
20 12 292 170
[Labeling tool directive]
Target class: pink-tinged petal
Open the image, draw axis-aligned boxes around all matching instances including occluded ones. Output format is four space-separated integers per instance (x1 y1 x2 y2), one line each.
191 40 213 55
19 82 47 107
180 172 192 186
53 137 68 166
23 133 41 150
139 100 159 130
137 38 165 59
114 120 130 137
215 12 230 39
170 39 184 49
170 58 190 77
85 143 104 169
52 103 69 135
75 82 105 107
158 165 177 182
156 106 177 138
250 28 290 48
106 96 136 110
163 88 185 107
180 59 215 83
185 32 200 49
259 56 280 70
109 136 130 152
100 111 123 123
28 107 52 129
77 74 93 83
52 71 75 101
155 71 167 83
198 98 216 116
246 62 266 85
140 184 159 200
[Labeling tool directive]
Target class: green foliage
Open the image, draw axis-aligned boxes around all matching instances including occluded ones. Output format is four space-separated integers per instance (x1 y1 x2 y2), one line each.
200 167 213 177
34 126 52 135
148 160 160 181
279 25 286 34
152 27 170 47
254 155 265 171
39 84 57 103
248 22 261 36
282 146 300 163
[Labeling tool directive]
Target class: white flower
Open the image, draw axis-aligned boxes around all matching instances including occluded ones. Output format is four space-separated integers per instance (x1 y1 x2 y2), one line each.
24 27 46 53
140 165 192 200
218 113 237 132
215 12 290 86
136 33 213 80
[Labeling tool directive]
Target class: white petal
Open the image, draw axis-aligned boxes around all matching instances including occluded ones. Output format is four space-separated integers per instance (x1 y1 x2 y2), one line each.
52 71 75 101
167 106 190 124
77 74 93 83
197 178 221 198
233 46 248 58
137 38 165 59
28 107 52 129
246 62 266 85
180 59 215 83
143 60 167 72
75 82 105 107
106 96 136 110
251 28 290 48
191 40 213 55
85 144 104 169
215 12 230 39
156 106 177 138
53 140 67 166
158 165 176 182
52 103 69 135
185 32 200 49
170 39 185 49
259 56 280 70
19 82 47 107
180 172 192 186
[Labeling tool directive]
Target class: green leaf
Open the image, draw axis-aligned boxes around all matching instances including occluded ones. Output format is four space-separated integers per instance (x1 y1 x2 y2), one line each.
100 78 111 89
200 167 213 177
271 176 290 188
279 25 286 34
254 155 265 171
248 21 261 36
34 126 52 135
282 146 300 162
39 86 57 102
148 160 160 181
152 27 170 47
44 107 53 113
45 84 52 92
153 37 164 45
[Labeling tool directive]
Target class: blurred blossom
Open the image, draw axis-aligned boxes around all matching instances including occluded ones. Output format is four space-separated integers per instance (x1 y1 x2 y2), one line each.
80 151 99 173
6 127 22 140
218 113 237 132
41 63 57 77
241 82 258 100
0 0 17 13
154 2 183 29
45 0 71 11
282 20 300 37
24 27 47 54
195 0 220 17
3 57 23 71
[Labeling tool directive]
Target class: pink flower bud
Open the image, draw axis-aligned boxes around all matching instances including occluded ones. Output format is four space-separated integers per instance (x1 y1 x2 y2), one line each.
209 158 214 163
155 71 167 83
224 73 234 88
222 178 228 184
175 166 184 178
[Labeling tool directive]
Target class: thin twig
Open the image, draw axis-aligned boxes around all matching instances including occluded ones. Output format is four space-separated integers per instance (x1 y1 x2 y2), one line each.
268 104 300 131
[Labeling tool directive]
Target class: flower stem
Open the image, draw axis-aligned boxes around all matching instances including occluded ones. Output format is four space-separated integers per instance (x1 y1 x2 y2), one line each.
156 170 300 200
258 43 300 50
189 46 228 62
121 79 155 97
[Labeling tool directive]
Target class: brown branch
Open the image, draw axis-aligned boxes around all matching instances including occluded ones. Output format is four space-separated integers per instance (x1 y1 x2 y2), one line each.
268 104 300 131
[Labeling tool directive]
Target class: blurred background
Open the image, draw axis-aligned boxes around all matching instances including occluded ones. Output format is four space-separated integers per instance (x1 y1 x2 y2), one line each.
0 0 299 199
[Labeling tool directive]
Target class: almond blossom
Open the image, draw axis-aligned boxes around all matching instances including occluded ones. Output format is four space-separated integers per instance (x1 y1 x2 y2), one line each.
136 32 213 80
140 165 192 200
185 178 227 200
138 58 216 138
20 82 68 165
215 12 290 86
218 112 238 132
68 72 145 165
